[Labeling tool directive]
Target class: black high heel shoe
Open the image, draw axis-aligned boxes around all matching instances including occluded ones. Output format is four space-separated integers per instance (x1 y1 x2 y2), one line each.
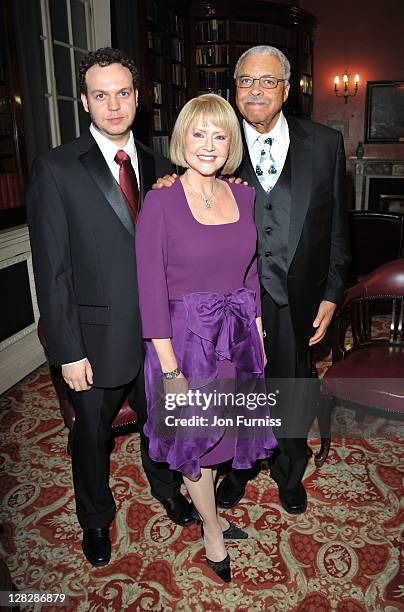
205 553 231 583
201 521 248 540
223 522 248 540
201 524 232 583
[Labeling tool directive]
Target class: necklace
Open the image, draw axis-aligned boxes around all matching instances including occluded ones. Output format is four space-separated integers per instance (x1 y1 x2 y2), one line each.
184 174 219 208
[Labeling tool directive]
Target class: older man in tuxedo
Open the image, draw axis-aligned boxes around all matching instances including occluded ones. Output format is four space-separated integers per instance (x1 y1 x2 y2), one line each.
215 45 351 514
26 48 195 567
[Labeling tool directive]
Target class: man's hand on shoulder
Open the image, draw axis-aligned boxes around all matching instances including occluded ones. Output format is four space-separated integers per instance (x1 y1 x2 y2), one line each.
152 173 177 189
309 300 337 346
62 359 93 391
227 176 249 186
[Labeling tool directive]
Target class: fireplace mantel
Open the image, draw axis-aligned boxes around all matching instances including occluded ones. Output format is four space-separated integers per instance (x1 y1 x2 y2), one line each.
350 157 404 210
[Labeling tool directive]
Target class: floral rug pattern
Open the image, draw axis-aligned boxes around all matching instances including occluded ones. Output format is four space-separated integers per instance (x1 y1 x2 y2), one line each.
1 334 403 612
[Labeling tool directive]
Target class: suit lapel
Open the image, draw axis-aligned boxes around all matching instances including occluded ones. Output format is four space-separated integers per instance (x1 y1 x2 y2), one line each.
78 132 135 237
136 141 156 205
287 115 313 267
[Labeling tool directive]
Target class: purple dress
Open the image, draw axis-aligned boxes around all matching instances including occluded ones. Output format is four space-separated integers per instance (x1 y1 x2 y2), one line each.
136 177 277 478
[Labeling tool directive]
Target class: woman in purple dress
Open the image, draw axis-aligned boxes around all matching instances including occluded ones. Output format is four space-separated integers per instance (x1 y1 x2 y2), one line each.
136 94 277 582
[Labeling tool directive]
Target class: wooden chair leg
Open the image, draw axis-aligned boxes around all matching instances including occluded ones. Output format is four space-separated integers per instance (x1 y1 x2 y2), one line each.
315 394 335 467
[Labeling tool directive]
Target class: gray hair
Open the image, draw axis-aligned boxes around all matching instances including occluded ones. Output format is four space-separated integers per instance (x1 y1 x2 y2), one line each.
234 45 291 84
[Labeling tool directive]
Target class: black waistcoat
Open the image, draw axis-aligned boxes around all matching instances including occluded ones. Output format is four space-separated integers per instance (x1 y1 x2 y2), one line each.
254 150 291 307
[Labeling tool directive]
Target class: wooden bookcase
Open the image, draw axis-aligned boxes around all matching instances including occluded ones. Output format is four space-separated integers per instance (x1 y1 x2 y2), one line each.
137 0 189 155
189 1 317 118
0 0 28 229
132 1 317 151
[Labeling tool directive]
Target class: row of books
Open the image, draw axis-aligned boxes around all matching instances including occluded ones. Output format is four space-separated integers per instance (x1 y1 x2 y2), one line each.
152 107 167 132
197 88 230 101
152 82 163 105
234 21 297 46
170 12 184 38
149 59 186 86
148 32 185 64
196 45 229 66
146 0 184 37
172 63 186 87
0 172 21 209
147 31 162 54
152 135 170 158
149 53 164 81
198 69 230 90
173 88 186 110
195 19 229 42
171 37 185 63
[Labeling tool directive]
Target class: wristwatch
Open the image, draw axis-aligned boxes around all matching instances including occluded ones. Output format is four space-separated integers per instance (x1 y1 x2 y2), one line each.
163 367 181 380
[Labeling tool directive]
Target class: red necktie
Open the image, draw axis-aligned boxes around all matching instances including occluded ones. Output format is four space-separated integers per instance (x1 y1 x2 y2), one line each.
114 149 139 224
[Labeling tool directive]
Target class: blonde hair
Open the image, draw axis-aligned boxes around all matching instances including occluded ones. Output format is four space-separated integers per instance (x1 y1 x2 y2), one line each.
170 94 243 175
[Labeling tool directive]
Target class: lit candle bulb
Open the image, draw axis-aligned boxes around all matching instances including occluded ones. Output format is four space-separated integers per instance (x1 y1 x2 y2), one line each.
354 74 359 84
343 72 348 84
334 75 339 91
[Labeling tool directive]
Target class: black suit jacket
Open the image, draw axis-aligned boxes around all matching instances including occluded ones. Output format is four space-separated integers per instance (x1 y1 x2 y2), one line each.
237 114 351 355
26 131 173 387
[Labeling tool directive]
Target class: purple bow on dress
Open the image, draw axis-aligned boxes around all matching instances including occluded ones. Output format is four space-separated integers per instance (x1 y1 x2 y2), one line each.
180 287 263 384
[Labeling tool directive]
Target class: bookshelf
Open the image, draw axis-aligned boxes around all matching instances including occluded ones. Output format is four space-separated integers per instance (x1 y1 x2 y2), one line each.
189 0 317 118
138 0 189 157
0 0 28 229
134 1 317 153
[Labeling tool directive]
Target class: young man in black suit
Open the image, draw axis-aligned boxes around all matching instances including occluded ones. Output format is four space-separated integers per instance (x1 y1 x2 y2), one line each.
26 48 195 567
215 45 351 514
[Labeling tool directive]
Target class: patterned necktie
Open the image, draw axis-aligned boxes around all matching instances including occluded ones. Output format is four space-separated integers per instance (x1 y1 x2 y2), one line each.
114 150 139 224
255 136 277 192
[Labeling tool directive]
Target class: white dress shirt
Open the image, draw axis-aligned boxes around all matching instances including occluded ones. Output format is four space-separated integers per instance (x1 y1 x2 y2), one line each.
90 123 140 186
243 111 290 185
62 124 139 367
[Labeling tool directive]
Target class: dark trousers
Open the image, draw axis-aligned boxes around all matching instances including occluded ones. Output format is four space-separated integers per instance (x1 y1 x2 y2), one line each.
262 292 312 490
225 291 313 491
68 367 182 530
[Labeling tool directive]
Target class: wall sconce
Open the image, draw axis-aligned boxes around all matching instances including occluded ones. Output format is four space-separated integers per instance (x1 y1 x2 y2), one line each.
334 71 359 103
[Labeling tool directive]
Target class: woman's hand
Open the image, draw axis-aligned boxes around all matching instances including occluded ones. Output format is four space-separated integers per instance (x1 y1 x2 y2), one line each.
261 337 268 368
255 317 268 368
163 371 189 404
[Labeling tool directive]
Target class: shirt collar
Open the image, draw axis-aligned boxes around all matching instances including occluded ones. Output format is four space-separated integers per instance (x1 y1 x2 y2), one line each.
90 123 136 166
243 111 288 150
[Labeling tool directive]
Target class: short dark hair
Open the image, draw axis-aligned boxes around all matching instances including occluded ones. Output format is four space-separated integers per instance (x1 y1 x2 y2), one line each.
78 47 140 95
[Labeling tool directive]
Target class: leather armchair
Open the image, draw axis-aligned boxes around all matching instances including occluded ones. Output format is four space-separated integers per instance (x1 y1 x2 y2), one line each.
316 259 404 466
348 211 404 283
37 320 137 438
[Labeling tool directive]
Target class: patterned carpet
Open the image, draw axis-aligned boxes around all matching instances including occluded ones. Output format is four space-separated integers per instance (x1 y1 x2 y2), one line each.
1 337 403 610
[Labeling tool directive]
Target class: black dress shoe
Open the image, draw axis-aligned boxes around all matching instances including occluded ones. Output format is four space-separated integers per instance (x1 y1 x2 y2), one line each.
82 528 111 567
157 494 196 527
216 476 246 509
278 483 307 515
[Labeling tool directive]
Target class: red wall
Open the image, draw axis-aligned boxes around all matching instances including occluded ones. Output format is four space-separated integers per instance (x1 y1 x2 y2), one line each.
300 0 404 161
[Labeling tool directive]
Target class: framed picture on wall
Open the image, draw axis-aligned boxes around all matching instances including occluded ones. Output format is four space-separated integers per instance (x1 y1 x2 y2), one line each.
365 80 404 143
327 119 349 141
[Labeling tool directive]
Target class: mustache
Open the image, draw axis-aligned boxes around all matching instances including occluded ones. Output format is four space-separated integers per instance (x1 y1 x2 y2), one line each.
242 97 268 105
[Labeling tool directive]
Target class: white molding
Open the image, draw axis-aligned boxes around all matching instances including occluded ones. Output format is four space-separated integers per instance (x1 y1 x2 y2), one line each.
0 334 45 395
0 225 45 394
40 0 61 147
90 0 111 49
